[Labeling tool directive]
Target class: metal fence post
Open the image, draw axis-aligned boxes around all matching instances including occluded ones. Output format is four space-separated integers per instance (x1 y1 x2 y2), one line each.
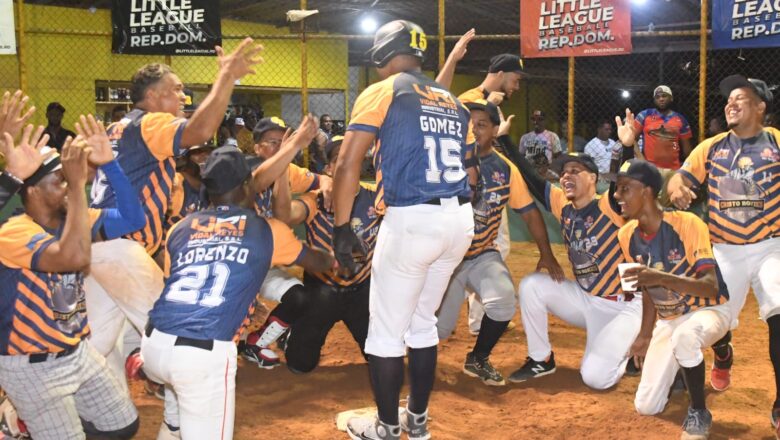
16 0 27 92
568 56 575 150
438 0 445 70
699 0 708 141
300 0 309 167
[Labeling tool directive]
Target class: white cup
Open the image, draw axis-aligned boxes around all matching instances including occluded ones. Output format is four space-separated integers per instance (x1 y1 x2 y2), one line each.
618 262 643 292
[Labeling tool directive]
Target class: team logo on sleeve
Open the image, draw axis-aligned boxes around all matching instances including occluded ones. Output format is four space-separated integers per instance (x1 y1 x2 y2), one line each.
667 248 683 265
491 171 506 185
760 147 779 162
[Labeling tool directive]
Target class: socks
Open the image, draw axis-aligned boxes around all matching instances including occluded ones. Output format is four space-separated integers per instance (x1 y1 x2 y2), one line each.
711 330 732 365
368 355 405 425
407 346 437 415
472 315 510 360
768 315 780 409
681 360 706 410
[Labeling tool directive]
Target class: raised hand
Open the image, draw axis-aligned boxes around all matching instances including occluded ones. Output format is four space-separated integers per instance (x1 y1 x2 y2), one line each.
451 29 476 62
1 124 50 180
60 136 92 189
615 108 637 146
498 114 515 137
75 114 114 166
215 37 265 81
487 90 505 106
290 114 319 147
0 90 36 141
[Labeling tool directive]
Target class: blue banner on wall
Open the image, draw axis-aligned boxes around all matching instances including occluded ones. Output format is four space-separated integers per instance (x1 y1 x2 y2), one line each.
713 1 780 49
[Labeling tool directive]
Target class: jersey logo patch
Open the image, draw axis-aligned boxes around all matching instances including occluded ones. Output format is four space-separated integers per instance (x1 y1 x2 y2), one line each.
667 248 682 265
491 171 506 185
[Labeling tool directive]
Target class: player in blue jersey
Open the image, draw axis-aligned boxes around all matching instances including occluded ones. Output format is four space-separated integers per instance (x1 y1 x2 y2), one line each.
435 100 563 386
242 137 379 373
616 160 730 439
333 20 477 440
141 146 334 440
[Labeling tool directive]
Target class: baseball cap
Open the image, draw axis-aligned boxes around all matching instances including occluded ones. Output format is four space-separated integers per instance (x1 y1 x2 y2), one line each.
325 135 345 162
617 159 663 196
21 146 61 191
719 74 774 104
183 89 197 112
201 146 251 196
186 142 215 154
252 116 287 141
488 54 525 75
46 102 65 113
465 99 501 125
552 152 599 177
653 85 673 98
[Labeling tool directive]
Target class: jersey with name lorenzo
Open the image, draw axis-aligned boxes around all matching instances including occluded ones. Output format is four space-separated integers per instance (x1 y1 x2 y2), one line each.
149 206 304 341
546 185 626 297
0 210 105 355
91 109 186 254
298 183 380 287
467 151 536 259
348 71 473 213
618 210 729 320
678 128 780 245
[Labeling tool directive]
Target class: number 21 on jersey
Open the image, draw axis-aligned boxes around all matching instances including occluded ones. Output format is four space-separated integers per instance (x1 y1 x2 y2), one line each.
165 263 230 307
424 136 467 184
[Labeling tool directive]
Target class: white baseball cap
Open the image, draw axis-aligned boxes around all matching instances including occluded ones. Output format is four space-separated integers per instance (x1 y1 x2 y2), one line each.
654 85 673 97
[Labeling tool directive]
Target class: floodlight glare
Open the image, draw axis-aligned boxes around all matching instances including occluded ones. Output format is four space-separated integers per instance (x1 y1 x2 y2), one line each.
361 16 378 33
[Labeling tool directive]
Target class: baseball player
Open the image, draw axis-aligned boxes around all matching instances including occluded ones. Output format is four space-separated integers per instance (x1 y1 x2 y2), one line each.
141 146 334 440
166 143 214 229
0 126 145 439
615 159 730 440
86 38 264 389
333 20 476 440
458 53 525 108
504 143 643 389
435 100 563 386
667 75 780 438
243 136 378 373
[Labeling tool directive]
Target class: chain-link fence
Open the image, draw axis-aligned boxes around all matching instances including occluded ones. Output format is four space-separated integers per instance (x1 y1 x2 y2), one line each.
2 1 779 163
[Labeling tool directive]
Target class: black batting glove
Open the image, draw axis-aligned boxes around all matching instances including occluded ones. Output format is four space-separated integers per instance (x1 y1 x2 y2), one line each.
333 223 366 277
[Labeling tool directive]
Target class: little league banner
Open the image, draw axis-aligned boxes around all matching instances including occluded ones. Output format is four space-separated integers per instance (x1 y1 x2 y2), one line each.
713 0 780 49
112 0 221 55
520 0 632 58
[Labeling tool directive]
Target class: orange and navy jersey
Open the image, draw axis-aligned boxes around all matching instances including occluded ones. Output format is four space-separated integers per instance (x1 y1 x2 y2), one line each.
458 86 489 105
678 128 780 245
466 151 536 259
150 206 304 341
297 183 380 287
634 109 692 170
253 163 319 218
546 185 626 297
618 211 729 320
166 173 207 230
91 108 186 255
348 71 473 213
0 210 105 355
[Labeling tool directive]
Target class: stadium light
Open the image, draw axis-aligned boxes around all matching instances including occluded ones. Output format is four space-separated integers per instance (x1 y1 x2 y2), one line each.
361 16 378 33
621 90 631 99
632 0 647 5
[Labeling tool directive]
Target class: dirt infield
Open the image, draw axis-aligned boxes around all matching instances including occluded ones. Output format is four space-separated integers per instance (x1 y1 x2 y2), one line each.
132 243 776 439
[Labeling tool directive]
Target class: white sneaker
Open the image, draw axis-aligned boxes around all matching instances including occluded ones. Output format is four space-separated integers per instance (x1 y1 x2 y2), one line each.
399 407 431 440
346 416 400 440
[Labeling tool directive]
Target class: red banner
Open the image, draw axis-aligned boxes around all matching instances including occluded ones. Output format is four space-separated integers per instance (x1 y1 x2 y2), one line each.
520 0 632 58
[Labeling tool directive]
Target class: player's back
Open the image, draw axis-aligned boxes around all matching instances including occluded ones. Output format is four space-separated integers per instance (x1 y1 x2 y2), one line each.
149 205 274 341
350 71 472 212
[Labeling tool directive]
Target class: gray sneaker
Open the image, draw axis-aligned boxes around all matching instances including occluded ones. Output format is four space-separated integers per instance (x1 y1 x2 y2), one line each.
346 416 400 440
399 407 431 440
463 352 506 386
680 407 712 440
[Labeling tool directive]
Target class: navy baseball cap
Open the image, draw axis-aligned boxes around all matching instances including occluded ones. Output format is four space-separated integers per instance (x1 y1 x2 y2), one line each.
325 135 344 162
201 146 251 195
183 89 197 112
488 54 525 75
553 153 599 177
719 75 773 104
617 159 663 196
252 116 287 142
465 99 501 125
21 146 61 191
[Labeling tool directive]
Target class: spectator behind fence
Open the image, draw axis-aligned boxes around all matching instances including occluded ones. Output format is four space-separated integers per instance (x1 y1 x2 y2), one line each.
560 121 586 153
584 120 619 175
43 102 76 152
111 105 127 123
518 109 561 179
631 85 693 169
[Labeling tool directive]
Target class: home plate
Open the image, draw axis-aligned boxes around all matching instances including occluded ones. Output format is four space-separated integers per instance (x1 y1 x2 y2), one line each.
335 407 377 431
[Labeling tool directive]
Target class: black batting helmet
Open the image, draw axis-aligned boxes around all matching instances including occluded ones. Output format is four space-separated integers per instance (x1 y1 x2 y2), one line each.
366 20 427 68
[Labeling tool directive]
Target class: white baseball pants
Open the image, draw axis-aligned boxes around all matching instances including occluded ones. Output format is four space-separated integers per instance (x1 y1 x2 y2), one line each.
365 199 474 358
712 237 780 326
634 304 730 415
519 272 643 389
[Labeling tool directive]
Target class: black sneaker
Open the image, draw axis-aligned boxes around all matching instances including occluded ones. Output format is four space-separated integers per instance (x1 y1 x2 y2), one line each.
463 352 506 386
239 343 280 369
277 328 291 352
507 352 556 383
680 406 712 440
